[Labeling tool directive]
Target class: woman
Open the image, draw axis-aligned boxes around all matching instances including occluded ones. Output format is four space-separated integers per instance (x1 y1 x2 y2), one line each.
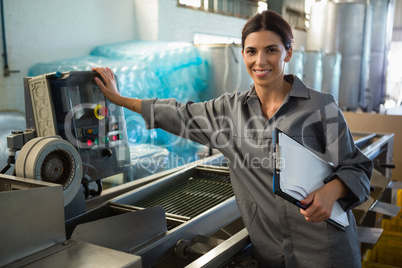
93 10 372 267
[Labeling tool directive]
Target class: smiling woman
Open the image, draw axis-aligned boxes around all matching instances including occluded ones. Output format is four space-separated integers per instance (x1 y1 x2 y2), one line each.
239 10 294 120
242 31 293 119
92 10 373 267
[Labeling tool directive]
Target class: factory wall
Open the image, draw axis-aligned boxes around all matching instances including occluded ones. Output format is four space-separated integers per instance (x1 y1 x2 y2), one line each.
0 0 138 113
134 0 247 42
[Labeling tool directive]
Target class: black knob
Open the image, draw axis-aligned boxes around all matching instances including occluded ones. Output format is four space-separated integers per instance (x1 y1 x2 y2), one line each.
381 163 396 169
101 149 112 157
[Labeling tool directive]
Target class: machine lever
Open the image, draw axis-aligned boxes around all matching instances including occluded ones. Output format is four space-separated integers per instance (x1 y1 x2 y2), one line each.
175 235 225 259
381 163 396 169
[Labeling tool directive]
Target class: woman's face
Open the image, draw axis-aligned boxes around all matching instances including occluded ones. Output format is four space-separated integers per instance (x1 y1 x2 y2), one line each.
242 30 292 89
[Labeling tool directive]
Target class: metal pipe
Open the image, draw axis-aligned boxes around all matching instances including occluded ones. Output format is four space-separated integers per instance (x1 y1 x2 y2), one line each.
1 0 19 76
0 0 8 76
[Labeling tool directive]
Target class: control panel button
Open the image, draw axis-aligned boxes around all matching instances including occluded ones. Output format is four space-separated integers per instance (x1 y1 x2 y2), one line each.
101 149 113 157
94 104 106 120
87 139 93 147
101 136 109 144
99 106 108 117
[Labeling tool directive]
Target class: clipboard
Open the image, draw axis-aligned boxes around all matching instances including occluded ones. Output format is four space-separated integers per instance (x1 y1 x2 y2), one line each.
272 128 349 231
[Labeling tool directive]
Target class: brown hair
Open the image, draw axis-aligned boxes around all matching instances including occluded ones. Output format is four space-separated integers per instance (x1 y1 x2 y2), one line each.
241 10 293 50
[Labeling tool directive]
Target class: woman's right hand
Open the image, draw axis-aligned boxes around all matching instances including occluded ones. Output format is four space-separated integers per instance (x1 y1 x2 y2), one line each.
92 67 122 106
92 67 142 114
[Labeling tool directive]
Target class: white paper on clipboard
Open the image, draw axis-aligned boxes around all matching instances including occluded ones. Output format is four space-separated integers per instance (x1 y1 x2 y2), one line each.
277 131 349 228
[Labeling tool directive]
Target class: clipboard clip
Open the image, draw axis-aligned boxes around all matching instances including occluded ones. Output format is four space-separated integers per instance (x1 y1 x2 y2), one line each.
273 143 283 172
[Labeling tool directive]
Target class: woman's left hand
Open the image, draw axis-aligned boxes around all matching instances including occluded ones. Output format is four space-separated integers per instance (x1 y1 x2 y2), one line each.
299 178 347 223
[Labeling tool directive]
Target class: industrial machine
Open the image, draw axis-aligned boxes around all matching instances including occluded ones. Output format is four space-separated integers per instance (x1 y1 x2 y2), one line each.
3 71 132 217
0 71 399 267
23 71 131 192
352 132 400 247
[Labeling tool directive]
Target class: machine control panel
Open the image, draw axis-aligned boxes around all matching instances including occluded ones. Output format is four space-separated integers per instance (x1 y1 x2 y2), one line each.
24 71 131 184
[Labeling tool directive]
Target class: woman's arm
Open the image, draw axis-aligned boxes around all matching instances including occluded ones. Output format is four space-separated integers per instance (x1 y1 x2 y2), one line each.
298 104 373 223
299 178 348 223
92 67 142 114
92 66 232 148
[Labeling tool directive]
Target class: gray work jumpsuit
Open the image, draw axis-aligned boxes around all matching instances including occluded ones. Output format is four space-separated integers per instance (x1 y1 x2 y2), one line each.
141 75 373 267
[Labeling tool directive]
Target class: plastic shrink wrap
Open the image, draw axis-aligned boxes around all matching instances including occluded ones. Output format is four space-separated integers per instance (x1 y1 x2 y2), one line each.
29 41 209 170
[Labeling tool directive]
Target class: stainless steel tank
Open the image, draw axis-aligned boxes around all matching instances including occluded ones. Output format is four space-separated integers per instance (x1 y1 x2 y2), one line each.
367 0 395 111
306 1 338 54
196 44 253 98
337 1 372 111
307 1 372 111
322 52 342 101
303 51 323 91
285 50 304 80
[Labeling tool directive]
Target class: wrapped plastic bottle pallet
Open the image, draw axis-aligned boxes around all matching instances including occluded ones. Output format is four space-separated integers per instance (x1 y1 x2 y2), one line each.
28 41 209 170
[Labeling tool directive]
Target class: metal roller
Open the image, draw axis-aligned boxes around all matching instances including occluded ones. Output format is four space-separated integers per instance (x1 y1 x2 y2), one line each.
15 136 82 206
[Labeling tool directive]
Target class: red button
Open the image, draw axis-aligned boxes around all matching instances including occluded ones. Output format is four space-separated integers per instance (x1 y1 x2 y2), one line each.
99 106 108 117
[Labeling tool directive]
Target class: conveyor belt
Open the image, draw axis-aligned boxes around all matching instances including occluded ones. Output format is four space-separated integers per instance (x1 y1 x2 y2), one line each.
127 171 233 219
